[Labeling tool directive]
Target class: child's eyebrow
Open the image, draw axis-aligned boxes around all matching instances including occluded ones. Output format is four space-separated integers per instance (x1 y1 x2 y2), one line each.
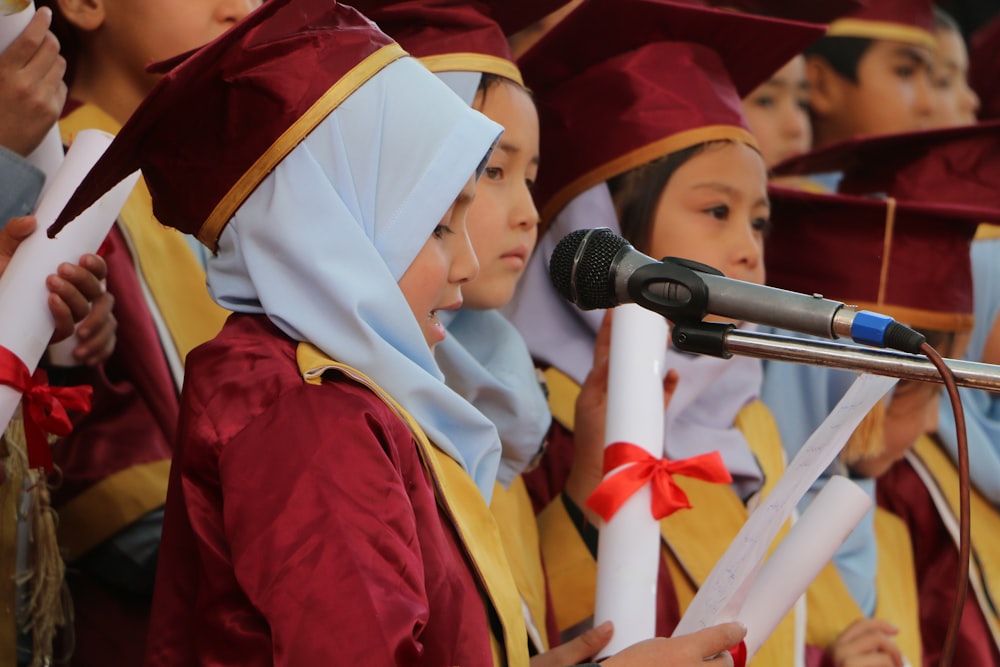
497 141 541 166
893 45 932 68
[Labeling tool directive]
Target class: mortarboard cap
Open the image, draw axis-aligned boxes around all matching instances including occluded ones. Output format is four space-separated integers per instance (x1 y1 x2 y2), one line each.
825 0 935 49
770 121 1000 208
519 0 825 221
47 0 406 250
706 0 864 24
969 13 1000 121
350 0 546 84
765 186 986 332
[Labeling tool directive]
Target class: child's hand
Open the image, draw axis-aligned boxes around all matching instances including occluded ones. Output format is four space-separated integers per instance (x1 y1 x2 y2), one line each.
0 6 67 157
603 622 747 667
530 620 614 667
828 618 904 667
46 252 108 346
71 286 116 366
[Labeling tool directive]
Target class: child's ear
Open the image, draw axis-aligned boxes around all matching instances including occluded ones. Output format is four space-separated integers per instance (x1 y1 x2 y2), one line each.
56 0 105 32
804 55 845 118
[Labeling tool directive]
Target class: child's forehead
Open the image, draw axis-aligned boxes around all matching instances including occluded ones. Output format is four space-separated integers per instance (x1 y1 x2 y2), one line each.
862 39 934 67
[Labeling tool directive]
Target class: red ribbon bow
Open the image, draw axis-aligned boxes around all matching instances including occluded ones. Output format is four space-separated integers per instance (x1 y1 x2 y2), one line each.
0 346 93 472
585 441 732 522
729 639 747 667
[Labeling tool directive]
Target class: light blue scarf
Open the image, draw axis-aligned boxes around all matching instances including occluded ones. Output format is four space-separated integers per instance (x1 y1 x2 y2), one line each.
205 57 505 500
937 237 1000 505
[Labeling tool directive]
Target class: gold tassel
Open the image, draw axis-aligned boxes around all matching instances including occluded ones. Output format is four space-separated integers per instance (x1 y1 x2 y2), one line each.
840 399 887 465
4 413 73 667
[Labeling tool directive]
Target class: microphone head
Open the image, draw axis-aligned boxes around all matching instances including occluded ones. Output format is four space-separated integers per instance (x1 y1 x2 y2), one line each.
548 227 630 310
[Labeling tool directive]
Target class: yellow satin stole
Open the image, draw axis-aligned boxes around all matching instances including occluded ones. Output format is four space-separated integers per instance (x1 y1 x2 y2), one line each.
59 104 229 367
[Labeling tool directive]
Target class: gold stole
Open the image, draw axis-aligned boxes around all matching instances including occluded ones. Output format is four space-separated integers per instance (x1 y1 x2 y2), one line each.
659 401 797 665
490 478 550 652
907 435 1000 649
297 345 528 667
59 104 229 366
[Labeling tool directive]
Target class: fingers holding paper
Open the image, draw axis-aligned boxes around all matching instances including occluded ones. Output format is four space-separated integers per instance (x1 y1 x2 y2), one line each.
602 622 747 667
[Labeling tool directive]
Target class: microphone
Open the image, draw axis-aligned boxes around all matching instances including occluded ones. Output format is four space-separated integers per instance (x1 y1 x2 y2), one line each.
548 227 926 354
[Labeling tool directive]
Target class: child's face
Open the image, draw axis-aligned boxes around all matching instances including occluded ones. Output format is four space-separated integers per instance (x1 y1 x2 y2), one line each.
461 81 540 311
98 0 259 85
742 56 812 168
811 40 935 141
929 28 980 127
398 175 480 349
647 142 769 292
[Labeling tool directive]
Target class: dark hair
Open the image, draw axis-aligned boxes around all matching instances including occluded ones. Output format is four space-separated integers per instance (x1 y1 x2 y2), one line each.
606 142 714 253
473 72 533 110
804 36 874 84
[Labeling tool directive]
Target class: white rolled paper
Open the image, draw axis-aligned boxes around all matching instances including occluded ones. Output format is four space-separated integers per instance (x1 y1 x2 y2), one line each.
593 303 669 658
0 129 138 445
0 1 66 194
741 475 873 660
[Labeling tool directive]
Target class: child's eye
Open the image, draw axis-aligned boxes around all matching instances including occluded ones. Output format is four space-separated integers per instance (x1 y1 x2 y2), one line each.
705 205 729 220
525 178 536 191
752 95 775 109
894 65 916 79
433 224 453 239
752 216 772 236
484 166 503 180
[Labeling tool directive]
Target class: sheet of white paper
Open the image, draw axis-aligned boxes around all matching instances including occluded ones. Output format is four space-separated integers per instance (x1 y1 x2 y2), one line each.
594 304 669 658
0 129 138 442
673 372 897 637
0 2 65 192
741 475 872 659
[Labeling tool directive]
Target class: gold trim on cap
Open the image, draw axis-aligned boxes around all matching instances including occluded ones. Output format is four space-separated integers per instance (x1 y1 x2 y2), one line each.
198 43 408 250
541 125 759 223
419 53 524 87
877 197 897 307
826 18 936 49
976 223 1000 241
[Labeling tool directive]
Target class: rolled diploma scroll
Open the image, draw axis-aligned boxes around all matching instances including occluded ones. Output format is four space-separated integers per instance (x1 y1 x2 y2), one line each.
0 1 65 194
673 372 896 639
741 475 872 660
593 303 669 658
0 128 138 438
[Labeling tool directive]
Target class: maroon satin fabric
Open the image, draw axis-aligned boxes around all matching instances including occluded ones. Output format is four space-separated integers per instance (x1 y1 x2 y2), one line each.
877 458 1000 667
145 314 495 666
51 224 177 507
47 223 177 667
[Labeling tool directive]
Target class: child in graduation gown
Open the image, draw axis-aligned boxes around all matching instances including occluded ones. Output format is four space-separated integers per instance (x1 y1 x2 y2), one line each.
766 122 1000 664
504 1 903 664
49 1 748 664
32 0 257 661
348 0 558 655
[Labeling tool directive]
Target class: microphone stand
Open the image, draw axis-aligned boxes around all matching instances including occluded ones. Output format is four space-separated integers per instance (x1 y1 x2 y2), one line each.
672 320 987 667
671 322 1000 392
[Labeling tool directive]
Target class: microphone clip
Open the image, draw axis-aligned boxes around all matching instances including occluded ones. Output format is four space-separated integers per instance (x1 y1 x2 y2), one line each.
626 256 720 324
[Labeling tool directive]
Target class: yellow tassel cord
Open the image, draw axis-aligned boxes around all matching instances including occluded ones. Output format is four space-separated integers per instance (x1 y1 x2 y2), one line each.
840 399 887 465
3 414 72 667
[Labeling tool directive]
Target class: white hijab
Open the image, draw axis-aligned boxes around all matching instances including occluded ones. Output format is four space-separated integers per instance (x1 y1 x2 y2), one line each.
206 57 505 500
504 182 765 497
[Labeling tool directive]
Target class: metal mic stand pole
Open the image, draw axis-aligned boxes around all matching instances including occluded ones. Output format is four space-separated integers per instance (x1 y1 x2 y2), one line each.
671 322 1000 392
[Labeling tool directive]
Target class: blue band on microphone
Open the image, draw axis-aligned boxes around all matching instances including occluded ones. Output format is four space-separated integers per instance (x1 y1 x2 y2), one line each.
851 310 895 347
